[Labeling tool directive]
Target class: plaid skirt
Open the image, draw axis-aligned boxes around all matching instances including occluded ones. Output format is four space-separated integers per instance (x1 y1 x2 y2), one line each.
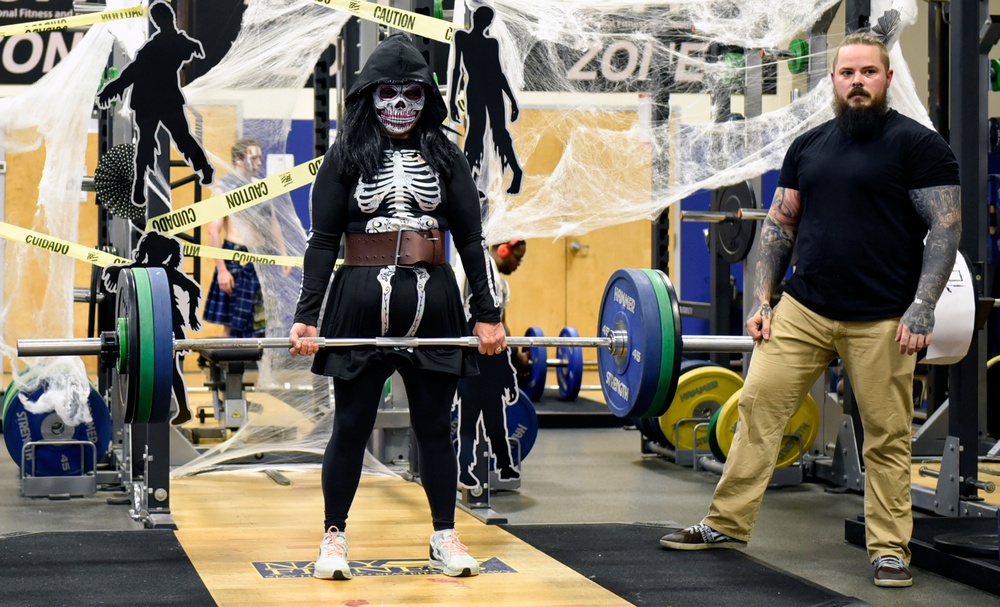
202 241 264 338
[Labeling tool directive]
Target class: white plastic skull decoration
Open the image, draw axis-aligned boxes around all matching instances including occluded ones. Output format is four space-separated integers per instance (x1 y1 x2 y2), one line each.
373 81 425 136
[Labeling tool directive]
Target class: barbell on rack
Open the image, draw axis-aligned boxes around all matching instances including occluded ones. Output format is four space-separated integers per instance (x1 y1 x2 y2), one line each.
18 267 755 425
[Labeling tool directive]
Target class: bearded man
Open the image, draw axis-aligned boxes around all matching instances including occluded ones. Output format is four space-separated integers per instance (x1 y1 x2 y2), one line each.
658 31 961 590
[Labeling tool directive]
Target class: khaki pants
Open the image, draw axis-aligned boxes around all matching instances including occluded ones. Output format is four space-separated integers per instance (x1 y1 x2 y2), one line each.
703 295 916 563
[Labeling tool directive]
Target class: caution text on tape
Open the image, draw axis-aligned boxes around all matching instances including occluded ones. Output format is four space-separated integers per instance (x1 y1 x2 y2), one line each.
0 6 147 38
312 0 460 44
0 220 131 267
147 156 324 235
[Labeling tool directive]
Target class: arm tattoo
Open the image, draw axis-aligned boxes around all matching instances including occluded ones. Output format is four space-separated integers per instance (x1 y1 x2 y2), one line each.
753 187 801 311
906 184 962 334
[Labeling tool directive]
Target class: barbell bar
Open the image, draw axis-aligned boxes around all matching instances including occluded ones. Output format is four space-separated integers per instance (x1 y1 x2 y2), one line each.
680 208 769 223
15 259 985 425
17 267 757 424
17 333 755 358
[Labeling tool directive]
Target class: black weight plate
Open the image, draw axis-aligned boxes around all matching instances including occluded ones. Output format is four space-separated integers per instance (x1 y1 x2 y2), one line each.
933 532 999 558
711 181 758 263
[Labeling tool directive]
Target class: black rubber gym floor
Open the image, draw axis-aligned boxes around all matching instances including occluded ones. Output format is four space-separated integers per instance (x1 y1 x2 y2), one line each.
0 530 215 607
502 522 873 607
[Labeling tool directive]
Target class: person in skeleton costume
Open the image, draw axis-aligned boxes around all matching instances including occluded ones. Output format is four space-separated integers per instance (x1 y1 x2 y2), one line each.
289 34 506 581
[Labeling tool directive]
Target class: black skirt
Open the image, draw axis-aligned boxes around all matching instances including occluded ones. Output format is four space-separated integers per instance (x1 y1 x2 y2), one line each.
312 263 479 380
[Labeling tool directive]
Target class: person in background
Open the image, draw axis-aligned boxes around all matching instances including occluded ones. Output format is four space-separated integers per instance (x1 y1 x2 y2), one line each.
659 31 961 590
203 138 288 337
288 34 506 581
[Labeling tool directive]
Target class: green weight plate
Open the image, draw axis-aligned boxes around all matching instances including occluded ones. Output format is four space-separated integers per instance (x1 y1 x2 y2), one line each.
2 379 17 423
659 366 743 452
638 269 677 418
707 406 725 461
992 58 1000 92
145 267 175 424
788 37 808 75
722 51 744 87
132 268 156 425
116 269 140 423
658 271 684 417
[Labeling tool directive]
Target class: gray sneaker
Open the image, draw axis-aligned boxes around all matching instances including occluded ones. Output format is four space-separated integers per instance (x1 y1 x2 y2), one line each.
429 529 480 577
873 555 912 587
314 527 351 580
659 523 746 550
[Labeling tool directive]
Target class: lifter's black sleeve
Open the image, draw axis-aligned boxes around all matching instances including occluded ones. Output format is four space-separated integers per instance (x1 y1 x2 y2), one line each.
294 151 347 327
446 152 502 324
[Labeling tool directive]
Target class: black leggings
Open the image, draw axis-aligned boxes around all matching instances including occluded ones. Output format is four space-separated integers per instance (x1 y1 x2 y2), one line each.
322 362 459 533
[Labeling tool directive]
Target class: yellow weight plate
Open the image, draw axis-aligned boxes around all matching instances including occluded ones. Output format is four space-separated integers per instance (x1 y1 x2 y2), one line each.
713 389 741 459
659 366 743 452
713 387 821 467
776 392 820 468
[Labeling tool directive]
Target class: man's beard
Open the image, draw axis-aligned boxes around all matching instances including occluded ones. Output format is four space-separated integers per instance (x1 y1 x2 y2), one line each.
834 91 888 140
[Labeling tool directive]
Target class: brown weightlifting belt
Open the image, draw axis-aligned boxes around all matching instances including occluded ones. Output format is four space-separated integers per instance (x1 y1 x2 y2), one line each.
343 229 445 268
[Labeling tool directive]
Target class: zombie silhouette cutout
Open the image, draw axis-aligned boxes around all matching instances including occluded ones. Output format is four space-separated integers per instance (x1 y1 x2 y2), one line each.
455 350 522 488
102 231 203 425
449 5 523 195
96 0 214 212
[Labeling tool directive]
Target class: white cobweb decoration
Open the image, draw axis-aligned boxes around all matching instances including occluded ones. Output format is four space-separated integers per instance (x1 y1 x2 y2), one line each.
473 0 931 243
0 0 931 479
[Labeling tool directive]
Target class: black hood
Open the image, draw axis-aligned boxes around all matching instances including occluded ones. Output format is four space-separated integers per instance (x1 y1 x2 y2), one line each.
346 33 447 124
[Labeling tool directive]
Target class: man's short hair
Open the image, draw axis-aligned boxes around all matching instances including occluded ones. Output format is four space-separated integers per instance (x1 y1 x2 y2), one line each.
833 31 890 71
232 138 261 163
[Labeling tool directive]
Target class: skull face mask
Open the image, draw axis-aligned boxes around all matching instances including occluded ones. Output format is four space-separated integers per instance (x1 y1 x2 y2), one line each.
373 81 425 136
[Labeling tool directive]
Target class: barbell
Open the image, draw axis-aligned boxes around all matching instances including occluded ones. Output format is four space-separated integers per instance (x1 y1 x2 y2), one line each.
19 261 985 425
18 267 755 424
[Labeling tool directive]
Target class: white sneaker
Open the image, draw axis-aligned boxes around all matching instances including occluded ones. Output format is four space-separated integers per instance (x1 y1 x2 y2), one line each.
314 527 352 580
429 529 480 577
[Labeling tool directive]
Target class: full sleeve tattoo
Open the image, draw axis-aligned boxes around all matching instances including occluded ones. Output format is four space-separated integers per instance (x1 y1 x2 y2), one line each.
752 187 802 318
905 184 962 334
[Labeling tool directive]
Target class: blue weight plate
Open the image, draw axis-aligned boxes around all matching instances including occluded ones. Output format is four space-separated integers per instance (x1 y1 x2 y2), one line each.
634 416 670 446
518 327 547 402
3 381 112 476
597 269 663 417
145 267 176 424
556 326 584 400
505 389 539 461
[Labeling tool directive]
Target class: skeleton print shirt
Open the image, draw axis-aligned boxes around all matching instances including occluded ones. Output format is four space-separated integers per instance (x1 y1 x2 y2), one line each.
294 136 502 330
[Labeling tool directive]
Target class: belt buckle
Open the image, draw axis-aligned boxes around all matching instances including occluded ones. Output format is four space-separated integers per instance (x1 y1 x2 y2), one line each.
394 227 440 268
394 226 419 268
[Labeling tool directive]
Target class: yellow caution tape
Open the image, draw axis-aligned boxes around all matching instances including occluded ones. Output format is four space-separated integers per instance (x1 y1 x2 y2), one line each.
312 0 460 44
181 242 303 268
0 220 131 267
0 221 305 269
148 156 323 235
0 5 147 38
